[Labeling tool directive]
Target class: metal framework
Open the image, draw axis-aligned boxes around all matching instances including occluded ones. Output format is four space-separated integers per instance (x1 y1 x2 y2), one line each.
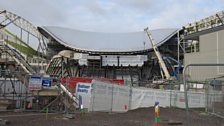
184 11 224 35
0 9 48 56
0 9 77 112
0 38 78 111
0 41 32 110
179 10 224 66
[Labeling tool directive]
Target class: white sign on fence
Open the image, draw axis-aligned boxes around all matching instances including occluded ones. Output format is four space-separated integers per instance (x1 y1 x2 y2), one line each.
29 75 42 90
76 82 92 109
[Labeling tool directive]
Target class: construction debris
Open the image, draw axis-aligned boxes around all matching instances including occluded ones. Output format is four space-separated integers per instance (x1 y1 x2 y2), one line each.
63 114 74 119
167 120 183 125
0 119 10 125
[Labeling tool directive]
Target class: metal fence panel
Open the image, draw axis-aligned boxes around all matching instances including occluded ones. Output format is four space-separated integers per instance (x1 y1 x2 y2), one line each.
111 84 130 112
183 65 224 118
206 85 224 117
89 80 130 112
89 81 112 112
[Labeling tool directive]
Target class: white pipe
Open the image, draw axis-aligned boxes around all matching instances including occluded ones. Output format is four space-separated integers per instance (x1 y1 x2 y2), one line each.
144 27 171 79
58 83 77 104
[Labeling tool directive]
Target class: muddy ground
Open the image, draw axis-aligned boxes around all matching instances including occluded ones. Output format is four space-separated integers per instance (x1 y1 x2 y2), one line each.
0 107 223 126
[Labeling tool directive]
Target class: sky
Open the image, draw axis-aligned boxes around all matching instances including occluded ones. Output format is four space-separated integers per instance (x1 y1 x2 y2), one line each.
0 0 224 32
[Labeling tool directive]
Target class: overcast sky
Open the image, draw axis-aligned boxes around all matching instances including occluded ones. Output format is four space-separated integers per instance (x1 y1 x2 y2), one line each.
0 0 223 32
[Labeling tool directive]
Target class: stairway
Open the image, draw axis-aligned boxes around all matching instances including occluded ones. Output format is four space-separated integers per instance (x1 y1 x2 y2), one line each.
0 40 35 86
0 39 79 110
0 40 36 74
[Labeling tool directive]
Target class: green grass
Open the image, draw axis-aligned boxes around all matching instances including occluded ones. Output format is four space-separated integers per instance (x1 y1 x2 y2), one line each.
4 29 31 47
4 29 39 57
4 39 38 57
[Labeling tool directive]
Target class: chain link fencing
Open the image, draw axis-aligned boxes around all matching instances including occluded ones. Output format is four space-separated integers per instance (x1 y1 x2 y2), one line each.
183 65 224 119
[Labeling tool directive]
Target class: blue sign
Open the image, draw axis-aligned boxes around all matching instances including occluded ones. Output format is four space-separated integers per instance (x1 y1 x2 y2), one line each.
42 78 52 87
31 76 41 80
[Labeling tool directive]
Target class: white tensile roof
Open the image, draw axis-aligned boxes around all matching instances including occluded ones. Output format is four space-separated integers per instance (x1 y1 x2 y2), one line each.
40 26 178 53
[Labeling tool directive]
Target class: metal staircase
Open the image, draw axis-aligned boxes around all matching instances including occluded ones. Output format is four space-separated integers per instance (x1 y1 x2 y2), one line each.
0 39 34 86
0 40 36 74
0 39 79 109
0 9 79 111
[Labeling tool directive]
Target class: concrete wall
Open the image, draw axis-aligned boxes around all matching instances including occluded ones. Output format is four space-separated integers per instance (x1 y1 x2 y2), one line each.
184 29 224 81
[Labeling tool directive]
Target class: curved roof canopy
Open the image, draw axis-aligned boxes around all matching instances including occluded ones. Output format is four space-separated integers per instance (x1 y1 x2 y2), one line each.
38 26 178 54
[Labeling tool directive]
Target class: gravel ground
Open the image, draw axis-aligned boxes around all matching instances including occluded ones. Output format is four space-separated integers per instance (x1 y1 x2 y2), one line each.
0 107 223 126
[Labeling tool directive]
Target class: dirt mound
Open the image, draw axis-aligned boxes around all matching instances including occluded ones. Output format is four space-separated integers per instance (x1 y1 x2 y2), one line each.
0 107 223 126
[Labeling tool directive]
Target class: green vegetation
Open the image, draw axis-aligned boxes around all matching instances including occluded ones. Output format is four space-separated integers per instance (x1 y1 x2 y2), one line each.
4 39 38 57
4 29 39 57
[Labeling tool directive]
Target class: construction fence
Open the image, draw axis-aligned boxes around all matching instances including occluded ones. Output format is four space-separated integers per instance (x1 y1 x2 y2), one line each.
0 79 33 110
77 80 207 113
206 84 224 117
183 65 224 118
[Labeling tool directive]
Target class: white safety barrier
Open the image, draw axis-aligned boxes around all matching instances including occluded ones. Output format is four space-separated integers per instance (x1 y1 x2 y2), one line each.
77 80 207 112
89 80 130 112
131 88 206 109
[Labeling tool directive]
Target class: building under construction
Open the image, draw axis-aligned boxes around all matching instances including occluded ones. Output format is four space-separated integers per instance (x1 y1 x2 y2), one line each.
38 26 180 86
0 9 223 113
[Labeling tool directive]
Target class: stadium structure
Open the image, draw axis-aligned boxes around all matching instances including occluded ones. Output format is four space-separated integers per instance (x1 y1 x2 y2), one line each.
0 9 223 114
38 26 181 86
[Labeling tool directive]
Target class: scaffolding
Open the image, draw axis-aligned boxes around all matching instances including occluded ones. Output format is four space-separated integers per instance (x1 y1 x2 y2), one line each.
0 9 51 111
184 11 224 35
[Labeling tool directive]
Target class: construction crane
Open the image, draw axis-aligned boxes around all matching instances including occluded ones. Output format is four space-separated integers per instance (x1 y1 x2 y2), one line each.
144 27 171 80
